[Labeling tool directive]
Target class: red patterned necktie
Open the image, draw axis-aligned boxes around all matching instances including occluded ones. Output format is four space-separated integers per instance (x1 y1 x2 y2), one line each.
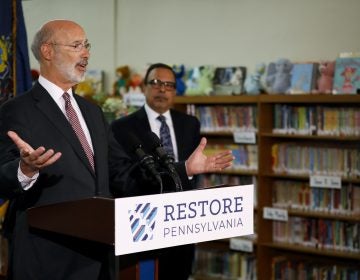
63 92 95 170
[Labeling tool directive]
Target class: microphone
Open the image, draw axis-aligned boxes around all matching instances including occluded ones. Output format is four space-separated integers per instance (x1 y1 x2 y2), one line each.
147 132 183 192
127 133 163 191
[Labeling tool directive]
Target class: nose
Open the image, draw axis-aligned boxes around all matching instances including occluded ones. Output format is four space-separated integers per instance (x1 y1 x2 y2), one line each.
159 83 166 92
81 48 90 58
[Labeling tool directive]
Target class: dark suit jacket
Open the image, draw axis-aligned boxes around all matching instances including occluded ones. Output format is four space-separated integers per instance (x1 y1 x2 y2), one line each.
110 106 201 196
110 106 201 280
0 82 133 280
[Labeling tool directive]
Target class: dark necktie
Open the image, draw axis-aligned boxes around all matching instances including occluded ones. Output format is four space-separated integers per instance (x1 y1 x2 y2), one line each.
157 115 174 157
63 92 95 170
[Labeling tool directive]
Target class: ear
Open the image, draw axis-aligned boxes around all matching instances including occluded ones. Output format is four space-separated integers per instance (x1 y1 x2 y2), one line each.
41 43 53 61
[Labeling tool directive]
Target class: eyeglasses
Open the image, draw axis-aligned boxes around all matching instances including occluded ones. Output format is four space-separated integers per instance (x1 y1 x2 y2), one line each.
147 79 176 91
48 41 91 52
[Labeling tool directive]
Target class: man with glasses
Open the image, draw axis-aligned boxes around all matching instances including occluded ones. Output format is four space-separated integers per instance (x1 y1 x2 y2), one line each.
111 63 202 280
0 19 126 280
0 19 232 279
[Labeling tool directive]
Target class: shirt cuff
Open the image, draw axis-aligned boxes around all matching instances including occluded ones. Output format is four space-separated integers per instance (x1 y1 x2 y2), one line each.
184 161 193 180
18 162 39 190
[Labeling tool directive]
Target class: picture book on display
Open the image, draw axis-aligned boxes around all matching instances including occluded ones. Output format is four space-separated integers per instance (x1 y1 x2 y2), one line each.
289 63 318 94
213 66 246 95
333 57 360 94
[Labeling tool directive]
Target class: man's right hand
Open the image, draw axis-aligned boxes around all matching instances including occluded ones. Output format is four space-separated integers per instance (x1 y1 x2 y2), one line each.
7 131 62 177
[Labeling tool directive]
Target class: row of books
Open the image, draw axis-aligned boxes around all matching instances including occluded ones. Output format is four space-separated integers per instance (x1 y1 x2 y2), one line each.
193 248 256 280
272 180 360 214
271 144 360 178
205 144 258 171
272 256 359 280
186 104 258 132
197 174 256 187
273 217 360 252
197 175 258 207
273 105 360 136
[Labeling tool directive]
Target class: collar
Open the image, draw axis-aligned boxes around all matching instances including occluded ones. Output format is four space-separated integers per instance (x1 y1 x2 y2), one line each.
144 103 171 122
38 75 73 101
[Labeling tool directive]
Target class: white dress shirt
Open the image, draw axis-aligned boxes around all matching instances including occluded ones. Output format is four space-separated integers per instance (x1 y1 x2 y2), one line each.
18 76 94 189
144 103 179 162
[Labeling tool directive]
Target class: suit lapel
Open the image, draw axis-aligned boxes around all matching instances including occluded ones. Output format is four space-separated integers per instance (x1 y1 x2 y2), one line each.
32 85 94 175
133 107 152 152
171 110 186 160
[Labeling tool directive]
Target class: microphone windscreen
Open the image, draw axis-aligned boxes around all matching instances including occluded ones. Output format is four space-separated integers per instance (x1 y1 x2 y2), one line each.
127 132 142 151
147 131 162 149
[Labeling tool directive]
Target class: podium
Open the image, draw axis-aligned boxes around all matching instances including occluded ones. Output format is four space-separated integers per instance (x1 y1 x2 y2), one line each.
27 197 152 280
27 184 254 280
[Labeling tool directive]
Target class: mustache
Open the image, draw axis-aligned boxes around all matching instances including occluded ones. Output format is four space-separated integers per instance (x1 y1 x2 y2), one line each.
77 59 88 67
154 95 168 100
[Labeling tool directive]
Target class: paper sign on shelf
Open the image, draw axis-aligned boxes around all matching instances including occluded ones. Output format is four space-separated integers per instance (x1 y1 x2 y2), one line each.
233 131 256 144
230 237 253 253
309 175 341 189
263 207 288 222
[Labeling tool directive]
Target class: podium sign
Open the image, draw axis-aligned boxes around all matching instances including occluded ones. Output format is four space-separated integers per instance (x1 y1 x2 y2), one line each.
115 184 254 256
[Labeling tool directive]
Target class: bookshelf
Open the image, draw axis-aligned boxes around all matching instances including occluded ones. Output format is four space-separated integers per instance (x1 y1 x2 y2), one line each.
174 94 360 280
174 95 259 280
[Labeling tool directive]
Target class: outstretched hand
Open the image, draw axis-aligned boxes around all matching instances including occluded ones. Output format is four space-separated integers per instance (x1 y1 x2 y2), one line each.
7 131 62 177
185 137 234 177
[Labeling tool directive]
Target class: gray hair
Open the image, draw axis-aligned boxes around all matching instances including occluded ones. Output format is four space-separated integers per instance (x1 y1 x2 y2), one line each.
31 23 53 61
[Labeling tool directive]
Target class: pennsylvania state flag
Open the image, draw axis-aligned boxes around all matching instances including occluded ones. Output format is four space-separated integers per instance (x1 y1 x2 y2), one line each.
0 0 32 105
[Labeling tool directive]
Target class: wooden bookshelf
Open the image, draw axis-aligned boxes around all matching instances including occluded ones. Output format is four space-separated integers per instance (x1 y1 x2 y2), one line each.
174 94 360 280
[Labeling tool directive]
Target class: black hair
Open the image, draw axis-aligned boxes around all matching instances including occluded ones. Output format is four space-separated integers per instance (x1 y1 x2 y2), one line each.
143 63 176 85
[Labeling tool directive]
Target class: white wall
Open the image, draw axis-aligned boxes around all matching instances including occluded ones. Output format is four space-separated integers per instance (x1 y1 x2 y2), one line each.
22 0 116 90
23 0 360 92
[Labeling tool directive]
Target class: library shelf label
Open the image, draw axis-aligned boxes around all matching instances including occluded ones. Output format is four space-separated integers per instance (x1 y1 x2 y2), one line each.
115 184 254 255
263 207 288 222
233 131 256 144
230 237 253 253
123 92 146 107
309 175 341 189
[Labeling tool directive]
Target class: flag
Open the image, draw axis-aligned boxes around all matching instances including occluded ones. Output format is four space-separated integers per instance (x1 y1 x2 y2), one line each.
0 0 32 105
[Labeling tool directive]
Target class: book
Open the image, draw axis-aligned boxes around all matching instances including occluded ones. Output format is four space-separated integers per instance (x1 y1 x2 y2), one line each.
332 57 360 94
212 66 246 95
289 63 318 94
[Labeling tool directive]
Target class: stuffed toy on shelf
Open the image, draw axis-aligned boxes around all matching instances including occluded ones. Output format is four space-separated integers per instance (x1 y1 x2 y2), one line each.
313 61 335 94
185 66 214 96
173 64 187 95
113 65 130 96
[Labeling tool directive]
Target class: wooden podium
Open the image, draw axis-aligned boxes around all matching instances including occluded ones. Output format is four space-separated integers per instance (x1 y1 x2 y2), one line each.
27 197 157 280
27 185 254 280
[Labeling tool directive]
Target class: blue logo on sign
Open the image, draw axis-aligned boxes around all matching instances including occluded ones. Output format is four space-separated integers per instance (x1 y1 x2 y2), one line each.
128 203 158 242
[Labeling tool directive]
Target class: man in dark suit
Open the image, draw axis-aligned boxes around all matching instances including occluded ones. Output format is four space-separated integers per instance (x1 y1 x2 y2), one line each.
111 63 200 280
0 20 232 279
0 19 136 280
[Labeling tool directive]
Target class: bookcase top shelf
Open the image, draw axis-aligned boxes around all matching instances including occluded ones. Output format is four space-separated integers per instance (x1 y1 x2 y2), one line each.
174 95 258 104
175 94 360 104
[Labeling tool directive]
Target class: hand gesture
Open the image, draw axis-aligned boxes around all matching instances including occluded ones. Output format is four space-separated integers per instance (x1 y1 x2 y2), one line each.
7 131 62 177
186 137 233 176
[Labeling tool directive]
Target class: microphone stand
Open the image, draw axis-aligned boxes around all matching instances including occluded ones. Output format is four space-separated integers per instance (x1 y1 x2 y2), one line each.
147 132 183 192
164 161 183 192
139 154 164 194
